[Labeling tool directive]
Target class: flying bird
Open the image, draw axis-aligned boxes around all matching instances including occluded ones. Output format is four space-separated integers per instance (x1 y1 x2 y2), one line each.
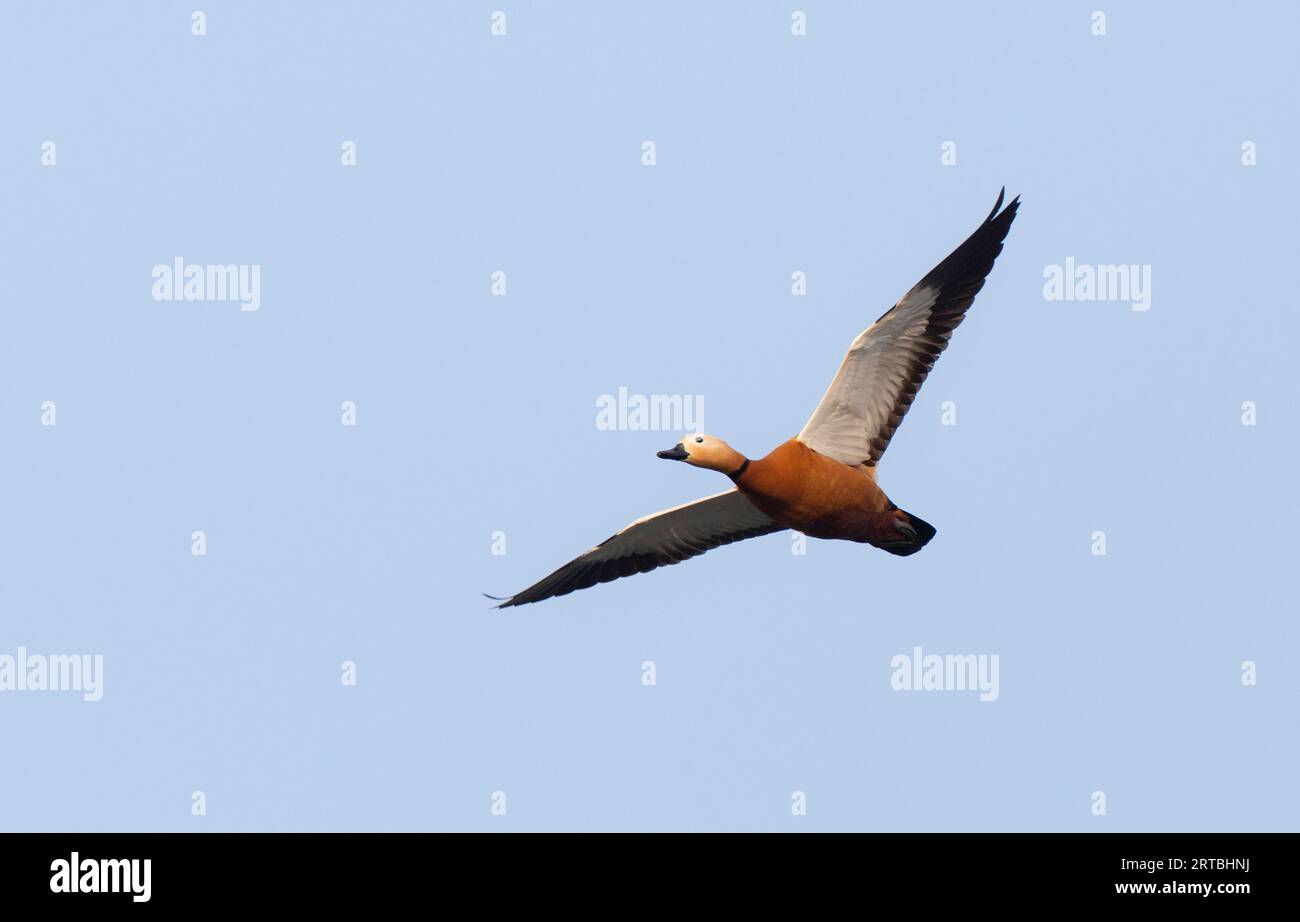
492 189 1019 607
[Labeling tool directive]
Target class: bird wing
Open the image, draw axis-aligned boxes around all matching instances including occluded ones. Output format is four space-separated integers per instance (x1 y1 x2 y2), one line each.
492 489 782 608
796 189 1020 467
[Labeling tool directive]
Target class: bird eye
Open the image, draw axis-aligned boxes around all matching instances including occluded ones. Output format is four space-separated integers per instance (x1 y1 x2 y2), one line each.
695 437 704 443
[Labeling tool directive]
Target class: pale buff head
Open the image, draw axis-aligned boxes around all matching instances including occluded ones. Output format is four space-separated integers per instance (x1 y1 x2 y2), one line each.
656 433 747 474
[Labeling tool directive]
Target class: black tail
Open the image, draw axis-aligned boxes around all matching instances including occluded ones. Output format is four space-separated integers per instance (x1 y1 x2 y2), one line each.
877 509 937 557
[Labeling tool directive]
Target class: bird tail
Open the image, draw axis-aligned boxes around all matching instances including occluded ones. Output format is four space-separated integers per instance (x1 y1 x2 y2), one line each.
876 508 937 557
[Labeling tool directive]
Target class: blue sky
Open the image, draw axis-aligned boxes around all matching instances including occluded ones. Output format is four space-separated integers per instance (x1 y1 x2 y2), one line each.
1 2 1296 831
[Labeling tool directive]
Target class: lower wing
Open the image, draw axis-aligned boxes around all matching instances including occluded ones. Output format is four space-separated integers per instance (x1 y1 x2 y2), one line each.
490 489 783 608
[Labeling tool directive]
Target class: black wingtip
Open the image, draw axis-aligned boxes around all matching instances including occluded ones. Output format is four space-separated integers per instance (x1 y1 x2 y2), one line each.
985 186 1016 223
986 186 1006 221
482 592 515 609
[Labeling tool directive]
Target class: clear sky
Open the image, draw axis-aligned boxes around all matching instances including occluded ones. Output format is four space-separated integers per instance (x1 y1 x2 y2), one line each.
1 2 1296 831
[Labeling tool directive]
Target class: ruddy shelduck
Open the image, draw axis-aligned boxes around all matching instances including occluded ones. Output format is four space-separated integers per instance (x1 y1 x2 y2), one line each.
492 190 1019 607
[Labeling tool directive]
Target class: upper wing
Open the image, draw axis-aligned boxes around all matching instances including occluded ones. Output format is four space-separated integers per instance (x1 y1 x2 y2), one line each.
492 489 782 608
797 189 1020 467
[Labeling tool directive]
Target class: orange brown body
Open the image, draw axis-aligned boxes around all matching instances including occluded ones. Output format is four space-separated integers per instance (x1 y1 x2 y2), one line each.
734 439 907 545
